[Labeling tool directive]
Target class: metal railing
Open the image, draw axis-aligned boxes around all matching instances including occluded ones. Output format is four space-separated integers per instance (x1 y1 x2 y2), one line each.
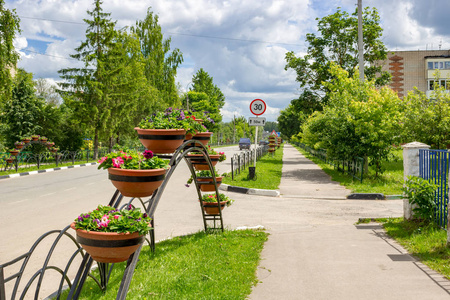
419 149 449 228
230 145 269 180
1 148 109 173
293 142 364 182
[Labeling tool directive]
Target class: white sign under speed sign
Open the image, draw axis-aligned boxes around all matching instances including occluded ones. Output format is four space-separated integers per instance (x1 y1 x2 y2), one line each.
249 99 266 116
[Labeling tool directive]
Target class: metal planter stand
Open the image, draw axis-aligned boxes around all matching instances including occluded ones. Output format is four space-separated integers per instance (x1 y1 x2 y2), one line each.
0 139 225 300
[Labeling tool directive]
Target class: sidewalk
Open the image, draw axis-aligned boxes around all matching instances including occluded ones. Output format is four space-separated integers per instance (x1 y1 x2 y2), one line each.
232 144 450 299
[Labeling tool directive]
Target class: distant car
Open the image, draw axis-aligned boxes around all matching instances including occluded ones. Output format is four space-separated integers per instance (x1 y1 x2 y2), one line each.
239 138 251 150
259 140 268 146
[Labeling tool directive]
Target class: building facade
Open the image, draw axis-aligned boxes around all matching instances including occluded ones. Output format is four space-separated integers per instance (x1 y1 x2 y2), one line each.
380 50 450 98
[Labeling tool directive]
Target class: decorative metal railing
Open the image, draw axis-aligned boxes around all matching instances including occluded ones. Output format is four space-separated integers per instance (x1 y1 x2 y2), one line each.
419 149 449 228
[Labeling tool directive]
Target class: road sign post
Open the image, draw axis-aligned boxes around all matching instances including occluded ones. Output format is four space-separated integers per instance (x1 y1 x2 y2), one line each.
249 99 267 179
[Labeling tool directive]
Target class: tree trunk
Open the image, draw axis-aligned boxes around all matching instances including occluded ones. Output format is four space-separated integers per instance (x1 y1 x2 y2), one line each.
93 129 99 160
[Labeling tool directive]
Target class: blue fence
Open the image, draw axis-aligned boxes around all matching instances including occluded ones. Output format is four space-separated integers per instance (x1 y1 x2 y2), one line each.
419 149 449 228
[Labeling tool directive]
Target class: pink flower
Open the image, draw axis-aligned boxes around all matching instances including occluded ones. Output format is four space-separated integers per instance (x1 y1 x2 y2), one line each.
143 150 154 159
114 215 120 219
98 157 107 164
112 157 124 168
97 215 110 228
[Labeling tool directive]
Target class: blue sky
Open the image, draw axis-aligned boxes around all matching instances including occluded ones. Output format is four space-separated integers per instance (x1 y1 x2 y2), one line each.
6 0 450 122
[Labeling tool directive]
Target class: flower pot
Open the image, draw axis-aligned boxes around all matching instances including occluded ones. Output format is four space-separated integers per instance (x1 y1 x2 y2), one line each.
9 150 19 156
40 138 48 142
188 154 220 171
46 142 55 148
22 138 30 144
6 157 14 164
202 201 227 215
31 137 39 141
197 176 223 192
15 144 24 150
70 223 145 263
191 132 213 146
135 128 186 154
268 148 275 153
108 168 167 198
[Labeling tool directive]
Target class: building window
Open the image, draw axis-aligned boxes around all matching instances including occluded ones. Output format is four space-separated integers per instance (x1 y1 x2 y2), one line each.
428 79 450 90
428 62 433 69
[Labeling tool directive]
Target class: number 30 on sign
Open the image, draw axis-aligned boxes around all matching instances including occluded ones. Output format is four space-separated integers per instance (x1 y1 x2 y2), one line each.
250 99 266 116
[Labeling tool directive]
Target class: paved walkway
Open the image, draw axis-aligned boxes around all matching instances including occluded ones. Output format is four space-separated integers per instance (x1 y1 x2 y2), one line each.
242 144 450 300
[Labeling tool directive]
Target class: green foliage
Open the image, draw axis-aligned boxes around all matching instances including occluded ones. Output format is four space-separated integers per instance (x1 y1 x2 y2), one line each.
132 8 183 108
402 79 450 149
73 205 152 235
263 121 278 132
301 64 403 176
382 218 450 279
1 69 45 147
285 6 390 106
97 149 168 170
201 193 234 206
403 176 438 223
61 230 268 299
137 107 189 130
0 0 21 104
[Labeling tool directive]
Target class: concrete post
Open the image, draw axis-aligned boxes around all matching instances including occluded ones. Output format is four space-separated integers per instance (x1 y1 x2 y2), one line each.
402 142 430 219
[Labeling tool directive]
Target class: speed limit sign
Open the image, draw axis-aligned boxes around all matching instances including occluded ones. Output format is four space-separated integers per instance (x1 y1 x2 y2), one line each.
250 99 266 116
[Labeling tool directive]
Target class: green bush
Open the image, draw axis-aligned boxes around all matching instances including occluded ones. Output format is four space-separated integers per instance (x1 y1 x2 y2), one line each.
402 176 438 223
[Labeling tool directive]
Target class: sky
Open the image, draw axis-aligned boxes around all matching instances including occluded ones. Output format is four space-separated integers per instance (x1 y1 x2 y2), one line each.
5 0 450 122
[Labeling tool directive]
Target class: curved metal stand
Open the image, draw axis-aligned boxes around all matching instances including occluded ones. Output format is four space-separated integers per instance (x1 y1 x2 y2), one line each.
0 139 226 300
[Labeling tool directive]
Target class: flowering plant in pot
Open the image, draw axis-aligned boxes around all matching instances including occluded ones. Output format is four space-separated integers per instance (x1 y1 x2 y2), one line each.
14 141 25 149
201 193 234 215
186 168 224 191
71 204 152 263
31 134 40 141
135 108 189 153
98 149 169 197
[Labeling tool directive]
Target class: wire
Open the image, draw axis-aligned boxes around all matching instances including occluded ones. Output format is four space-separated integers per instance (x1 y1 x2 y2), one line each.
21 48 78 61
19 15 303 47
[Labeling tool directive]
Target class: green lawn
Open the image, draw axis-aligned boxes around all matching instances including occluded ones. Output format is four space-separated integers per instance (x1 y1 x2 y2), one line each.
294 146 404 195
222 144 284 189
58 229 268 300
0 160 97 176
381 218 450 279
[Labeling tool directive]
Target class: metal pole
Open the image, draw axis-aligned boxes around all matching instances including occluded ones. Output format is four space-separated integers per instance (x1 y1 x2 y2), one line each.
254 121 258 167
358 0 364 81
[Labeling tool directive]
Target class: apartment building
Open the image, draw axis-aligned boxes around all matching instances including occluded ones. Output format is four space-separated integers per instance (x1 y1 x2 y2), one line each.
379 50 450 98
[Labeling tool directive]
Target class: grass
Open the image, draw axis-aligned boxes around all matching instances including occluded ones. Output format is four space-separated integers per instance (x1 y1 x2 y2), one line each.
0 160 97 176
59 229 268 300
222 144 284 190
380 218 450 279
294 146 404 195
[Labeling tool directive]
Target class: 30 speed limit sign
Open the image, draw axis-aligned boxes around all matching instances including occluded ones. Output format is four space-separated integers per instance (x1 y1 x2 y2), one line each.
250 99 266 116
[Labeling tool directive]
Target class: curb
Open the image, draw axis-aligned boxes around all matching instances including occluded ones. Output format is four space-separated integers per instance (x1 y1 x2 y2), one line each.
0 162 97 180
219 183 280 197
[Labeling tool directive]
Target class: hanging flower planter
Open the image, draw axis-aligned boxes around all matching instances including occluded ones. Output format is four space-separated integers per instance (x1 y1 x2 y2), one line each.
200 193 233 215
40 136 48 142
22 138 31 144
6 157 15 164
14 142 25 149
70 205 151 263
9 149 19 156
191 132 213 146
188 154 220 171
135 128 186 154
197 176 223 192
108 168 167 198
31 135 40 141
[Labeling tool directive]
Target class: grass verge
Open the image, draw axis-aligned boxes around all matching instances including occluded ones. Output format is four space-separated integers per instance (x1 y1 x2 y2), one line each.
293 145 404 195
60 229 268 300
380 218 450 279
222 144 284 190
0 161 97 176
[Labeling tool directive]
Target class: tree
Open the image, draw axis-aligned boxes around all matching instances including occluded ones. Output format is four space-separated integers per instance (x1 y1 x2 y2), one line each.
35 78 61 105
132 9 183 108
191 68 225 109
264 121 278 133
301 63 403 176
402 80 450 149
2 69 44 147
58 0 120 158
285 7 390 105
0 0 21 105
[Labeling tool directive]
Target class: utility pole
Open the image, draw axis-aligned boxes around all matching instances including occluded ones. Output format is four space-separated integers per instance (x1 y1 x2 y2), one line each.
358 0 364 81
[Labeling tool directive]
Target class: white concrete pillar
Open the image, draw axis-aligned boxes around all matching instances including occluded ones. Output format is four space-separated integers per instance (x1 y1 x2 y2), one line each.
402 142 430 219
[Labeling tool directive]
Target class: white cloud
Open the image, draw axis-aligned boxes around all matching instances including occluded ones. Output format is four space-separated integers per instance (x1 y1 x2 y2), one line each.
6 0 450 123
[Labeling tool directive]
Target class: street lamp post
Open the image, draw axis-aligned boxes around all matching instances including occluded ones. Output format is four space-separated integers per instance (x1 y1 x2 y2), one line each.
186 82 192 111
